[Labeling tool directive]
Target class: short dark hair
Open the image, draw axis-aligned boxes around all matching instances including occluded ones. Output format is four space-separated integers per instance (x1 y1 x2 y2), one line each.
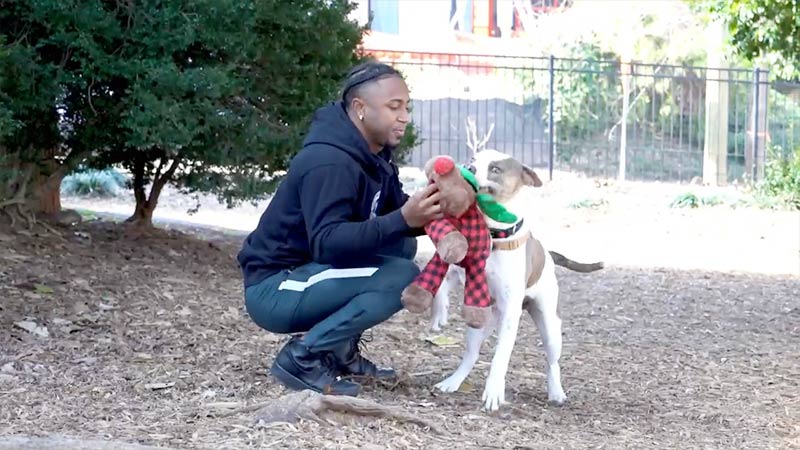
340 60 403 110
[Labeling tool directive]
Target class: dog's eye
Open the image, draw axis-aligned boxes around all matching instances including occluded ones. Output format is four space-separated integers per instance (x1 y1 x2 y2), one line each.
490 166 502 174
467 165 476 174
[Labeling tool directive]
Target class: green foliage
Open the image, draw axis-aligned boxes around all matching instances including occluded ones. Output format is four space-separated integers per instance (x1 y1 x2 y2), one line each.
691 0 800 79
0 37 18 140
669 192 725 208
516 43 622 165
0 4 66 192
61 168 128 198
1 0 368 221
756 145 800 209
552 44 622 151
568 197 609 209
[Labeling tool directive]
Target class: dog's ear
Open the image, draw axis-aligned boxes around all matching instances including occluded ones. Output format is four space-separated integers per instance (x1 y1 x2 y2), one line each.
521 165 543 187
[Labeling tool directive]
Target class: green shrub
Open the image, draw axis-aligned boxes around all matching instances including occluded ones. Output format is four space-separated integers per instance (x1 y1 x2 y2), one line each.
756 145 800 210
669 192 726 208
61 168 128 198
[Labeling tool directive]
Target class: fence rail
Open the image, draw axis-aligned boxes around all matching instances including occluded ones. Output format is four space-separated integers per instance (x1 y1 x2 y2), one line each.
367 49 800 184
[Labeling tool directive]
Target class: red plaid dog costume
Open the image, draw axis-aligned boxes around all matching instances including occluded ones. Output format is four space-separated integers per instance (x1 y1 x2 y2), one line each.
415 200 492 309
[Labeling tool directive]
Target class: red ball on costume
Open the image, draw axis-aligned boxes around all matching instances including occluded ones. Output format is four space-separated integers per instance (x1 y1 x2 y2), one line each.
433 156 455 175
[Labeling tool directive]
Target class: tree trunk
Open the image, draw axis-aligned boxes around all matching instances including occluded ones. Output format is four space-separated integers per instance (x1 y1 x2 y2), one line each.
34 171 64 215
126 197 156 229
125 155 181 230
28 147 64 216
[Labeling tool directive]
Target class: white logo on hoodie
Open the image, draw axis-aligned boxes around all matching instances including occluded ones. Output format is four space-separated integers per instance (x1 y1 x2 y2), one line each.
369 190 381 219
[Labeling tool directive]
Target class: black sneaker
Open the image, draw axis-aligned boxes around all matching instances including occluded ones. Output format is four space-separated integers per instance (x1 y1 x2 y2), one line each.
332 333 397 380
270 337 361 396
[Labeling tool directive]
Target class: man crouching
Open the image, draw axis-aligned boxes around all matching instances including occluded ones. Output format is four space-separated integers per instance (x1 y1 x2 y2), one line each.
237 61 442 396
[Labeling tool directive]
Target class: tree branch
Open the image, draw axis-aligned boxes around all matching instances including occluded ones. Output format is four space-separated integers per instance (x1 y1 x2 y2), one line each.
132 156 147 207
147 156 181 205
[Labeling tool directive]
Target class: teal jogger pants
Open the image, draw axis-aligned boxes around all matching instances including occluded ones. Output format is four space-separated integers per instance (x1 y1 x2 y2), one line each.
244 237 419 352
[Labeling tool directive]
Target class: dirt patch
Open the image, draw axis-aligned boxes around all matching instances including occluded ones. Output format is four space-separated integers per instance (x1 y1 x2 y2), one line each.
1 218 798 449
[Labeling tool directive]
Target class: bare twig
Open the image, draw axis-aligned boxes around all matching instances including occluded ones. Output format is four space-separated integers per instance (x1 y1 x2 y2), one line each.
87 78 98 115
465 117 495 154
36 218 65 239
476 123 495 149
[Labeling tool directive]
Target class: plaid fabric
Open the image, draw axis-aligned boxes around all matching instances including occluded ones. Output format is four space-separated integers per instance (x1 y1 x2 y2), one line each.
415 202 492 308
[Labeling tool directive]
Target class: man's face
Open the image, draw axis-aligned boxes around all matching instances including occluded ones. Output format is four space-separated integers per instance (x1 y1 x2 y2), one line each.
358 76 411 149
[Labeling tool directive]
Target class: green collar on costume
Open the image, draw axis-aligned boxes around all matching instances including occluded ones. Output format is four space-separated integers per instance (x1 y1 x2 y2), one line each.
458 166 518 224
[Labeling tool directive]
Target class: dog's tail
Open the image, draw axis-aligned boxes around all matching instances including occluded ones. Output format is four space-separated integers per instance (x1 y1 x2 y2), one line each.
549 251 604 272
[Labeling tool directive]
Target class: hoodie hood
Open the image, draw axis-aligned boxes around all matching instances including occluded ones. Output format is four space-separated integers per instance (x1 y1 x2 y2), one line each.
301 102 395 176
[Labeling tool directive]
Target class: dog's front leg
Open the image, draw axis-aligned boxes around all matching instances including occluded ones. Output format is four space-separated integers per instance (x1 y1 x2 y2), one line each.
434 315 496 393
481 285 525 412
430 266 463 331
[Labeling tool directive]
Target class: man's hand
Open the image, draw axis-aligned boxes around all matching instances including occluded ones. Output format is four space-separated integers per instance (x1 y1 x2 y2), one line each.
401 183 443 228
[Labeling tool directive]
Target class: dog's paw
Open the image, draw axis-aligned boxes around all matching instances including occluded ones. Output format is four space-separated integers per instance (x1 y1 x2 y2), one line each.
434 375 465 393
430 316 447 332
481 379 507 412
430 307 449 332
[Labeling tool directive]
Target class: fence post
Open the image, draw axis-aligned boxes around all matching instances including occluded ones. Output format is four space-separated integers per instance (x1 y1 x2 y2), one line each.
746 67 769 182
702 19 729 186
753 68 761 181
619 60 632 181
548 54 555 181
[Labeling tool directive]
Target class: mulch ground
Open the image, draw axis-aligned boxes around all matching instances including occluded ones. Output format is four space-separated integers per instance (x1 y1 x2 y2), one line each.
1 219 798 449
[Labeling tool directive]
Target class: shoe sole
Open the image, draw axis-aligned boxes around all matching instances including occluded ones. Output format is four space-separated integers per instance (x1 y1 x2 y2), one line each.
270 361 361 397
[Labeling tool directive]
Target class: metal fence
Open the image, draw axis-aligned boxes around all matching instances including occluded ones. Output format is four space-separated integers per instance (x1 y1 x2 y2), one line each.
368 49 800 184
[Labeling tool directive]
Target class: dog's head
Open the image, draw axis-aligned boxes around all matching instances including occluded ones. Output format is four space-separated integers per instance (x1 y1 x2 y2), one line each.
466 149 543 203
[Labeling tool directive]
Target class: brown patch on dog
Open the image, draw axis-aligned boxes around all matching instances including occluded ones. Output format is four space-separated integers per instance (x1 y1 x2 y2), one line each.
525 234 546 288
486 158 542 203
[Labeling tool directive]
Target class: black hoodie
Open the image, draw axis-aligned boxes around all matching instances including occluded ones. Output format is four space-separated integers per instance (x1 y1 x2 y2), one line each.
237 101 416 288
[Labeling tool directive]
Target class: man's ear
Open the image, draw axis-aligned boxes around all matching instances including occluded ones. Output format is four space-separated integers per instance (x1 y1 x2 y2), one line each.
522 165 543 187
349 97 366 119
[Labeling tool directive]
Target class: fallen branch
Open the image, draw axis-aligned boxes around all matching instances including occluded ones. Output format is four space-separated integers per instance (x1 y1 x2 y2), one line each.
249 390 444 435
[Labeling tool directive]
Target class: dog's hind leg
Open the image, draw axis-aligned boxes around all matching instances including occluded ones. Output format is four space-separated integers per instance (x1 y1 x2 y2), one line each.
434 315 496 393
525 276 567 405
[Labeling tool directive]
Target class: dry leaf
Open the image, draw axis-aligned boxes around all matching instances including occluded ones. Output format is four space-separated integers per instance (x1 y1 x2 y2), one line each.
133 353 153 361
144 382 175 390
73 302 91 315
424 335 460 347
14 320 49 338
33 284 54 294
457 381 474 394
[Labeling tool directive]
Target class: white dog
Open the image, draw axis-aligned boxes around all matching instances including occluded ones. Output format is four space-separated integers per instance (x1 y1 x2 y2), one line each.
428 149 603 411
